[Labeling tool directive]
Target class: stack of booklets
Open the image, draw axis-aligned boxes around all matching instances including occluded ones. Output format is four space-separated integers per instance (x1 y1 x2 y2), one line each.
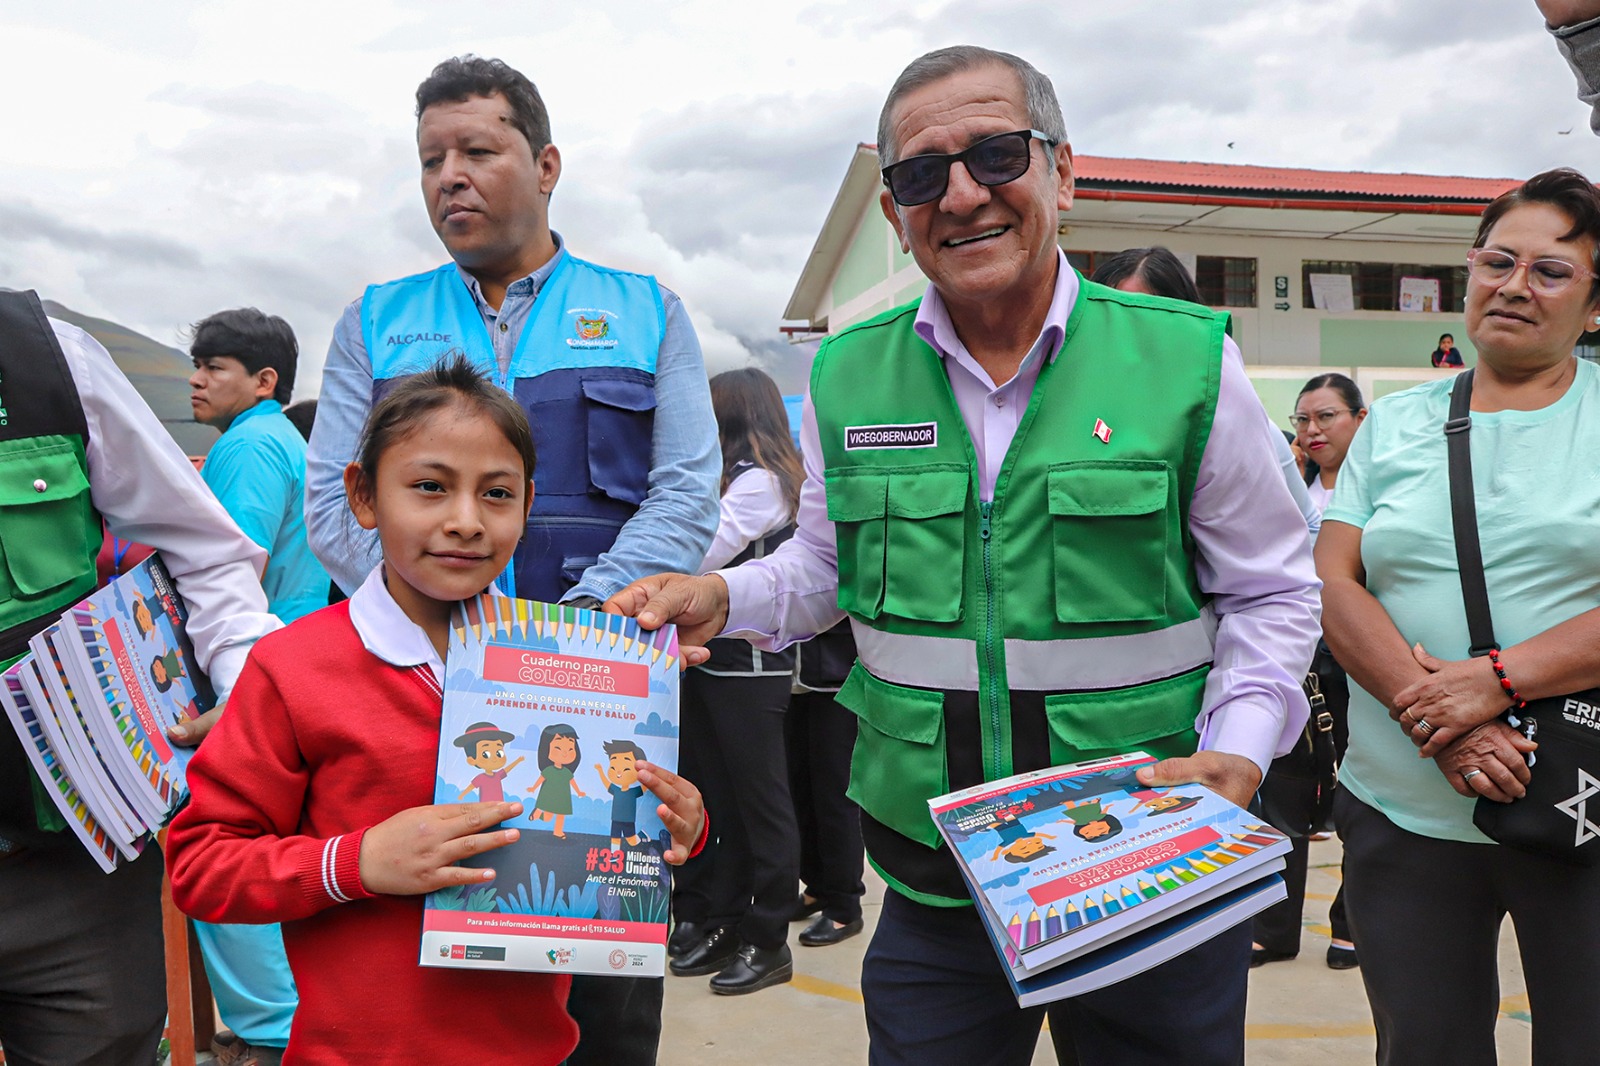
929 751 1291 1004
0 555 215 872
421 593 680 979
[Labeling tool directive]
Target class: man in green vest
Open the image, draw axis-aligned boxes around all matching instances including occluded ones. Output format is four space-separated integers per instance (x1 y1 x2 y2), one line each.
610 46 1319 1066
0 290 280 1066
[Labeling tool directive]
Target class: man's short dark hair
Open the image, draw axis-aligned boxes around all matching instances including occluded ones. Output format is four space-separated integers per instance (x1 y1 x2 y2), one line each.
189 308 298 404
416 55 550 152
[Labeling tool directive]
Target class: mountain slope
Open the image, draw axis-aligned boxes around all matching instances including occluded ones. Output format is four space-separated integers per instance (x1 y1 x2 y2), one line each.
37 298 218 456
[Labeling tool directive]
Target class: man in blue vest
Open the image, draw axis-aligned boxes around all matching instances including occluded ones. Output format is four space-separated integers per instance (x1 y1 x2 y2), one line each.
608 46 1320 1066
189 307 331 1066
304 55 718 1064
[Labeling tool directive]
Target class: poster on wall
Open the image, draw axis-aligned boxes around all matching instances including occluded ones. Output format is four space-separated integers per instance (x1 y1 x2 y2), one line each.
1308 274 1355 313
1398 276 1441 313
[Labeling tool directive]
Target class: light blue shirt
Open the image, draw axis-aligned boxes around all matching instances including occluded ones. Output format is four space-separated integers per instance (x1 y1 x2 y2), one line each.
305 234 719 600
1326 359 1600 842
202 400 329 625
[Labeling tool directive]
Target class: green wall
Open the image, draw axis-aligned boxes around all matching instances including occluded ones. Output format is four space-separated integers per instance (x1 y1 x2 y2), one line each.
1319 319 1474 368
832 219 891 311
1250 378 1307 436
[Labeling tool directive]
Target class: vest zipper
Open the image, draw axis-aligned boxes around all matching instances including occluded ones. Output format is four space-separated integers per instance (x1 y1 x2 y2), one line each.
979 500 1001 780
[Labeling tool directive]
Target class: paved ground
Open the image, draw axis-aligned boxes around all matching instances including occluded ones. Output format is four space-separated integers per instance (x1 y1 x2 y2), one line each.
659 838 1535 1065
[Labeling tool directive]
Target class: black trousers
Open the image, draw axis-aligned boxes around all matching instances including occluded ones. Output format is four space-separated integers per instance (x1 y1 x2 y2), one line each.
1252 835 1351 955
0 842 166 1066
1338 789 1600 1066
673 670 800 950
563 974 663 1066
785 688 866 924
861 889 1250 1066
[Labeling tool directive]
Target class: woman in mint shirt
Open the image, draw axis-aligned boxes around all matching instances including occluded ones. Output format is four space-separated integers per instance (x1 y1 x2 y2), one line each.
1318 168 1600 1066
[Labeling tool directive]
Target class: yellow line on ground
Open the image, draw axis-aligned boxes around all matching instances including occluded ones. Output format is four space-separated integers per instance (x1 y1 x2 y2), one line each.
790 972 865 1004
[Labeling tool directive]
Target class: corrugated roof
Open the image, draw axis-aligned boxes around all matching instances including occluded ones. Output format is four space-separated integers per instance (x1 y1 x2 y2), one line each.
1071 155 1519 203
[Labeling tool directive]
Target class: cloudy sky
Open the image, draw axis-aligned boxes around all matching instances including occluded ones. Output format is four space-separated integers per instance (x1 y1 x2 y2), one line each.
4 0 1600 395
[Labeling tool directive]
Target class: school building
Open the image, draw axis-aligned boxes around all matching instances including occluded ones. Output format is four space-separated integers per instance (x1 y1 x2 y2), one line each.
780 146 1522 418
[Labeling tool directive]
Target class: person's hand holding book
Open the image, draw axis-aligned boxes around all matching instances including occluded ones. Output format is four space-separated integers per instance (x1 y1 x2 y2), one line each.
358 800 523 894
635 760 705 865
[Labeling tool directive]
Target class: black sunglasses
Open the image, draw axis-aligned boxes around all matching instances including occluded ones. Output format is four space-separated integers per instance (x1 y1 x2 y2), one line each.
881 129 1055 207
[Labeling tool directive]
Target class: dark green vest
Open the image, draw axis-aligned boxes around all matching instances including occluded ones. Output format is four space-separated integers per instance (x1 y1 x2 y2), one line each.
811 277 1225 904
0 290 102 841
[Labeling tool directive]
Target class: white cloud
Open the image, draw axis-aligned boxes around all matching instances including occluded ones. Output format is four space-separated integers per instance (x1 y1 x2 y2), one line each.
4 0 1600 400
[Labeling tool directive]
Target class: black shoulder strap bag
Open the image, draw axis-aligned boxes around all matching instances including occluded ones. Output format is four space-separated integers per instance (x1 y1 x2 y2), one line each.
1446 368 1600 864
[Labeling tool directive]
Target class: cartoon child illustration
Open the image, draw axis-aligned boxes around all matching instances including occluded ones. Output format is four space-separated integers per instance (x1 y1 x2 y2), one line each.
453 722 525 803
987 808 1057 864
594 740 647 850
149 648 186 693
1064 798 1123 841
1124 787 1202 817
525 723 585 838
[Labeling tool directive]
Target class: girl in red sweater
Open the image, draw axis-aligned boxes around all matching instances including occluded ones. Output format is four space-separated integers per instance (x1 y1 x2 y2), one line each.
167 358 706 1065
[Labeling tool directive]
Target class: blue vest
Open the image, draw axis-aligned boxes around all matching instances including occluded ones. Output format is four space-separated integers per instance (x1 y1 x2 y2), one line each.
362 255 665 602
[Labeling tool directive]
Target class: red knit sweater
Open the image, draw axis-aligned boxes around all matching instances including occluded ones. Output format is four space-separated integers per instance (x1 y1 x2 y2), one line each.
167 602 577 1066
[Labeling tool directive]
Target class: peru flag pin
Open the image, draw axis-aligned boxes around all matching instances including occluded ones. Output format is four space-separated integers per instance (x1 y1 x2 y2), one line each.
1092 418 1113 444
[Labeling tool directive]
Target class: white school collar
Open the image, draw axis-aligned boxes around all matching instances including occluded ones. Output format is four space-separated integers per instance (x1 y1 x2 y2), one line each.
347 565 446 680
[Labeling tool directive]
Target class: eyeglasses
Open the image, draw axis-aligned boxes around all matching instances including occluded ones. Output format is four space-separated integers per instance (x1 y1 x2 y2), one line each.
1466 248 1597 296
881 129 1055 207
1289 408 1357 430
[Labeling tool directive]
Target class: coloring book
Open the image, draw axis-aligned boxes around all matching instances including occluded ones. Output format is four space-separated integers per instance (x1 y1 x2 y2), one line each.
422 595 680 978
931 751 1290 998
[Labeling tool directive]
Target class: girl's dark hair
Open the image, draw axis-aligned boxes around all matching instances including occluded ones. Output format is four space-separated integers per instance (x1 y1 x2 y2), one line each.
1474 168 1600 292
1438 333 1454 345
1297 372 1364 413
351 354 536 498
709 368 803 519
536 723 580 771
1089 247 1203 305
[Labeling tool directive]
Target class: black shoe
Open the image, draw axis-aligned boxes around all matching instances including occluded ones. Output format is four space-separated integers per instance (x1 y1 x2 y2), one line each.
1326 944 1359 970
669 927 741 977
709 942 793 995
798 913 864 947
789 895 825 922
668 920 709 958
1250 947 1296 968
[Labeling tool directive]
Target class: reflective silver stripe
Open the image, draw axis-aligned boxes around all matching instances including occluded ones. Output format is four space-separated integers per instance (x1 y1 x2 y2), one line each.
851 621 979 690
850 606 1216 693
1005 607 1217 691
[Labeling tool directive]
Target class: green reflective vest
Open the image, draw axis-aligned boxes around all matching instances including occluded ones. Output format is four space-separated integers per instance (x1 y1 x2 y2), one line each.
0 291 103 840
811 276 1226 904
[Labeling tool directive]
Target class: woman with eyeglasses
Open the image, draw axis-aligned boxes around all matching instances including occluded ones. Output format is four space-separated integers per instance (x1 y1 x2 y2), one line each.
1292 374 1367 517
1318 167 1600 1065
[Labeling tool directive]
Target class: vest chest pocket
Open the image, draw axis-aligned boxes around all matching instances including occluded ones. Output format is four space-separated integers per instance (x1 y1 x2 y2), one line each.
836 664 948 849
1047 462 1170 624
0 442 95 606
1043 664 1209 766
581 376 656 505
827 466 968 623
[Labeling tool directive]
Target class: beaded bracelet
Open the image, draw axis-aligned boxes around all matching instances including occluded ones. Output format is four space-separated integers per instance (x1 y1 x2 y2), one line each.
1486 648 1527 710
